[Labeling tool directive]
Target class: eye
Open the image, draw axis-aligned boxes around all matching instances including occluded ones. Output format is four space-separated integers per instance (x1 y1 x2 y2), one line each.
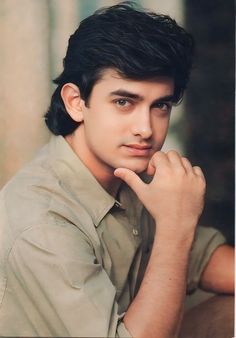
153 102 172 112
113 98 134 111
115 98 131 107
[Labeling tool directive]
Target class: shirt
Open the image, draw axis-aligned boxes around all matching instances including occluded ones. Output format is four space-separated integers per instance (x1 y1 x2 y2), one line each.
0 135 226 337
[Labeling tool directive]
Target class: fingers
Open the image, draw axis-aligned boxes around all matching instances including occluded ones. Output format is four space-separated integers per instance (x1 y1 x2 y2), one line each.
167 151 193 174
193 166 205 178
114 168 145 197
167 150 184 168
150 150 189 174
167 152 206 182
147 151 169 175
181 157 192 171
147 150 205 178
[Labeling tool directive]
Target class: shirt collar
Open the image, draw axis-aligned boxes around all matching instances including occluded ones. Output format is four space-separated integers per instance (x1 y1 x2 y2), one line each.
48 135 124 227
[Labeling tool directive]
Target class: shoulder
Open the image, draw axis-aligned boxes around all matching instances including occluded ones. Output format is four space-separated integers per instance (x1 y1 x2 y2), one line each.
0 144 59 229
0 142 95 248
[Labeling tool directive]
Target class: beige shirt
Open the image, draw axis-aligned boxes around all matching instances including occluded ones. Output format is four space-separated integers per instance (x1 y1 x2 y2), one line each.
0 135 225 337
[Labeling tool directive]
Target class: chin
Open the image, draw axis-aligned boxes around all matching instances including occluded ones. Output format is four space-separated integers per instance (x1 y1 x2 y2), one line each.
113 157 149 173
122 163 148 174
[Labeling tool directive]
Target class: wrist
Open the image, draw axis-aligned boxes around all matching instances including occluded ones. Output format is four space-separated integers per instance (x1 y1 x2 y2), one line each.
154 220 196 250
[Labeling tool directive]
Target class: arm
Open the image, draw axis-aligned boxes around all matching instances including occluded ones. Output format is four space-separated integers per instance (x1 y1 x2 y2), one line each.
115 151 206 338
200 244 234 294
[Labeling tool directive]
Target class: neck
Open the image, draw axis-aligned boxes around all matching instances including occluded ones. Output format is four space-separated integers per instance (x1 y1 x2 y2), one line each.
95 170 122 197
65 132 122 198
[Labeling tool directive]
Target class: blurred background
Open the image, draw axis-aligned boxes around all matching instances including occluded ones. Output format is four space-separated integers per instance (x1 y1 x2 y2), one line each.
0 0 234 244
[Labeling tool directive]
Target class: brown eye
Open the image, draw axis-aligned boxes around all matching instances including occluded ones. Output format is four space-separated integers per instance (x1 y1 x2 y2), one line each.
153 102 171 111
115 99 130 107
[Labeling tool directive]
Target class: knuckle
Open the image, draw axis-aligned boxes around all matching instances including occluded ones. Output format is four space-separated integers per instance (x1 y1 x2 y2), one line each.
167 150 181 158
182 157 192 165
200 176 206 187
120 169 132 182
197 176 206 190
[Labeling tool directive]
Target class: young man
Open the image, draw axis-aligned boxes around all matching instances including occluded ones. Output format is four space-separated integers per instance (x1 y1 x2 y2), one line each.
0 2 234 337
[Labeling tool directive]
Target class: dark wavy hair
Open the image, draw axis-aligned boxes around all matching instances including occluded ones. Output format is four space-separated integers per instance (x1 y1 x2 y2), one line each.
45 1 194 136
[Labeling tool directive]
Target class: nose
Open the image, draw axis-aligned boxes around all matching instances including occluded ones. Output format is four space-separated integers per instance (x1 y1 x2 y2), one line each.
131 109 152 139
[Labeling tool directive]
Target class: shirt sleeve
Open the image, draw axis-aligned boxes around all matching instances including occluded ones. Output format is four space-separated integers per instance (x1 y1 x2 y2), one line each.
187 226 226 293
5 223 132 337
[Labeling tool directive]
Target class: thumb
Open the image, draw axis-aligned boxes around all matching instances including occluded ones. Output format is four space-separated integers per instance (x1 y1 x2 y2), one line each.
114 168 145 197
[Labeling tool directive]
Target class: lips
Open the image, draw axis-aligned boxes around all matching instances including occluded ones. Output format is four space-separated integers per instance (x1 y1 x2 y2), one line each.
126 144 152 150
123 144 152 156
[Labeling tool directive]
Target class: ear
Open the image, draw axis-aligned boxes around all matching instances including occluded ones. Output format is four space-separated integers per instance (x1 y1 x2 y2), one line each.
60 83 84 122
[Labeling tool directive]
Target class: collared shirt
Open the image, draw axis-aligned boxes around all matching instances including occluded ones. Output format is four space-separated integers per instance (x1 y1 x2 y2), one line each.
0 135 226 337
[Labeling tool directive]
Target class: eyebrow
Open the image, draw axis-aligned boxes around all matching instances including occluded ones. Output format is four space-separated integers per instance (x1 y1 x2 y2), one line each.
110 89 143 100
109 89 175 103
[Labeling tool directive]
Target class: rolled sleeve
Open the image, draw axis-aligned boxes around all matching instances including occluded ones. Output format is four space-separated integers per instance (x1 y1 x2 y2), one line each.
187 226 226 292
3 224 128 337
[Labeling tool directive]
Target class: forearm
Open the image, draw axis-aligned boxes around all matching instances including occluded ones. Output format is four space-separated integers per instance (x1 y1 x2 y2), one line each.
124 224 195 338
115 151 206 337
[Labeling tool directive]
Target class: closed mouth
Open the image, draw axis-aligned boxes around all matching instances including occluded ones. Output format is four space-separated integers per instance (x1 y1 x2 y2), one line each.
123 144 153 157
125 144 152 150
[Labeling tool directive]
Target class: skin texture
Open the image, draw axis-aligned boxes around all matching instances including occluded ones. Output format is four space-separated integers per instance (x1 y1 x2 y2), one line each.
200 244 234 294
61 68 234 338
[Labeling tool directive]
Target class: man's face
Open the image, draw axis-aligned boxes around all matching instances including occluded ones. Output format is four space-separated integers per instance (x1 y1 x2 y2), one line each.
75 69 174 175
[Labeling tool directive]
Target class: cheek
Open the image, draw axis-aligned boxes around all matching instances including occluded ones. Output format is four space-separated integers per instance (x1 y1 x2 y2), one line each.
87 114 126 139
152 117 170 139
84 118 121 148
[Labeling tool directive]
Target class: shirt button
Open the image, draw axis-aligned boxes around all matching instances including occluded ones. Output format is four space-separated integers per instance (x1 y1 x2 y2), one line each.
114 201 121 208
132 228 139 236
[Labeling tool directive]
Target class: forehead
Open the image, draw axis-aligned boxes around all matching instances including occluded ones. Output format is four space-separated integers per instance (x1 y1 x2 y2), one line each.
92 68 174 97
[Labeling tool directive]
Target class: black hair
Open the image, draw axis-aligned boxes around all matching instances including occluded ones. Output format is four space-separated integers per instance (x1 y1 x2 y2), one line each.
45 1 194 136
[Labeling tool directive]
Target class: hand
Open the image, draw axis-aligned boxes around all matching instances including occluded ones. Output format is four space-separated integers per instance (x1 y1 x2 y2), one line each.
114 150 206 234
